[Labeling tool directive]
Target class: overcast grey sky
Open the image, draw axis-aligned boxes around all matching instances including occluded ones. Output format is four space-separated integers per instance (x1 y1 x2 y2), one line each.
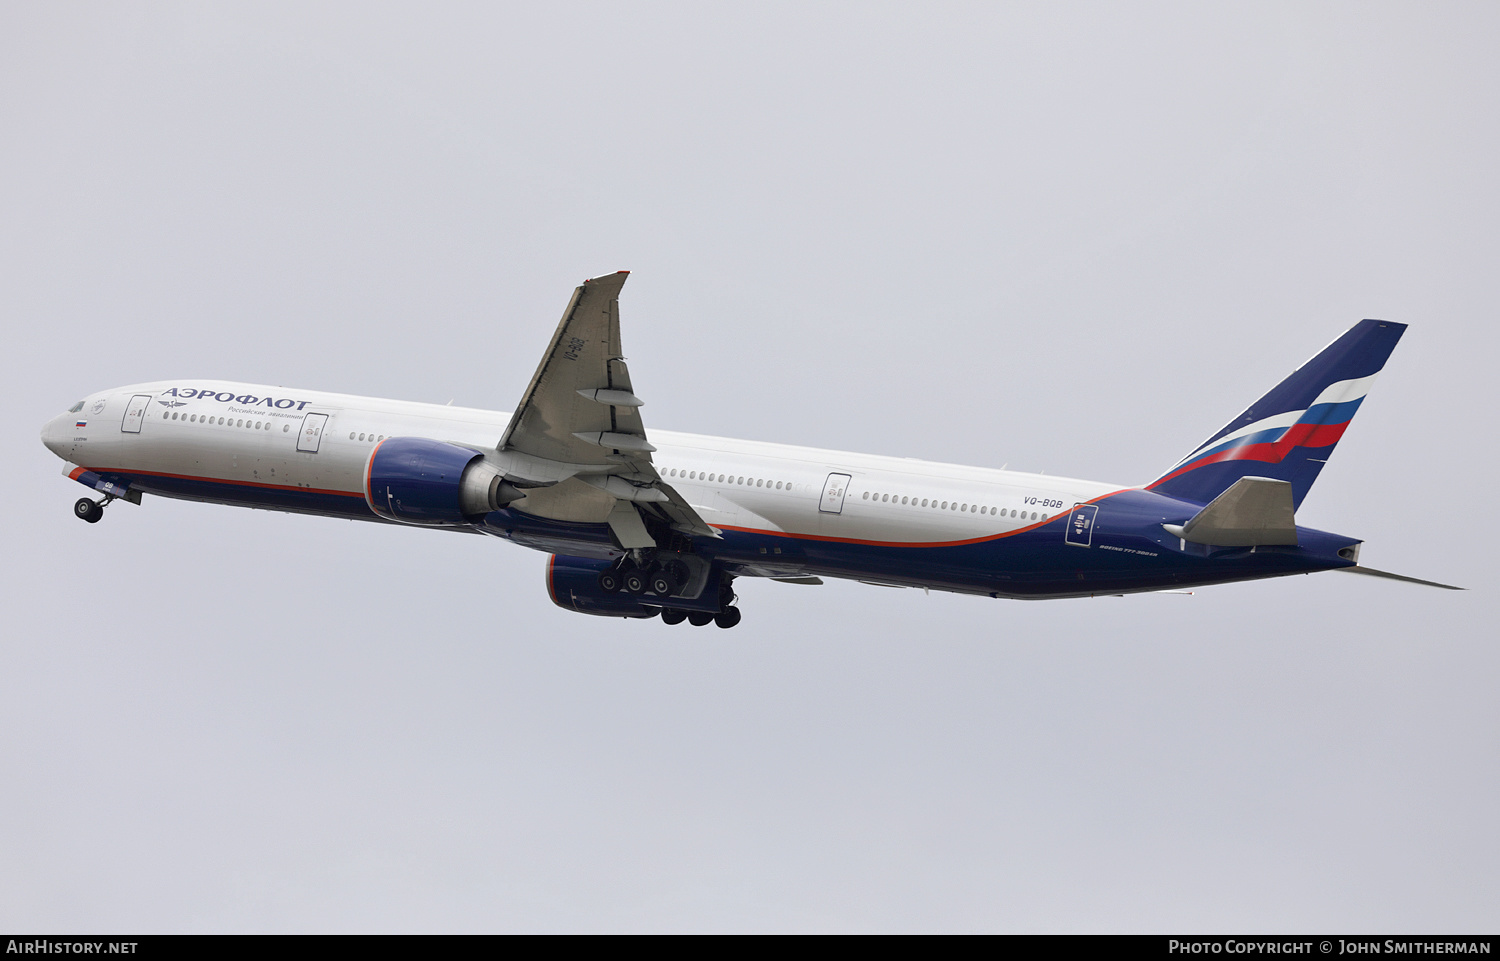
2 2 1495 932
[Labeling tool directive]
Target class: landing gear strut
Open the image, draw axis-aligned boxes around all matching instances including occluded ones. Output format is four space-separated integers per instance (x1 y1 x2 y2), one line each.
74 497 105 524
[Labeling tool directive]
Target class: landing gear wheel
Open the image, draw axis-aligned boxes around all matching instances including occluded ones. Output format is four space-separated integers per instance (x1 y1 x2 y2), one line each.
661 609 687 625
649 568 678 597
623 565 650 595
713 606 742 629
74 498 103 524
597 569 622 593
687 611 714 627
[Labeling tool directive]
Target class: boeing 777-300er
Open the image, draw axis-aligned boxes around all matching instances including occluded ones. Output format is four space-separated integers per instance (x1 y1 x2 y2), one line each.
39 272 1459 628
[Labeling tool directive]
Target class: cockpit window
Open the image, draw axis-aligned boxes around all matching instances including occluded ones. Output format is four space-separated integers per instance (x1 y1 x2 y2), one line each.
68 401 84 413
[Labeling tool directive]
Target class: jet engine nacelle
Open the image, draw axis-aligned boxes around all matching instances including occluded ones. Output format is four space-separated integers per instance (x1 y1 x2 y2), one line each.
546 554 660 619
365 437 516 525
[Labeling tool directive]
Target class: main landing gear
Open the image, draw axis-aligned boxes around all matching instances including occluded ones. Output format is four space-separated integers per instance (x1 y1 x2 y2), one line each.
73 497 106 524
597 556 742 629
597 557 691 598
670 605 741 629
664 579 742 630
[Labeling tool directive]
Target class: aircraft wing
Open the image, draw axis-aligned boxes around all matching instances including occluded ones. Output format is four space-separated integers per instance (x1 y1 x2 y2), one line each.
495 271 716 540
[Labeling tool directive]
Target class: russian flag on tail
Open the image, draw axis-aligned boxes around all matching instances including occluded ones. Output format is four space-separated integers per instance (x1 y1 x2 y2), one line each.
1149 319 1406 509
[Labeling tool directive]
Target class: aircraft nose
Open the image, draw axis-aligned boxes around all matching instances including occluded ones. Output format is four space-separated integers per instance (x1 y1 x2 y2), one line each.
41 412 69 458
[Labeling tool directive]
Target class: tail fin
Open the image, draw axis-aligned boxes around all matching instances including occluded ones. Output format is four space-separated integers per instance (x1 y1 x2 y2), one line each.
1148 319 1406 508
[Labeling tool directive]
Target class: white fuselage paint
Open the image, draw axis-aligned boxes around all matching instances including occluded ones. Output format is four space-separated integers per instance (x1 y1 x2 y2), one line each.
43 380 1123 546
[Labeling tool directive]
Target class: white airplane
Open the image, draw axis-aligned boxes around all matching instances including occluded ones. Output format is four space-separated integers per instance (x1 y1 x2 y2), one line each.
39 272 1458 628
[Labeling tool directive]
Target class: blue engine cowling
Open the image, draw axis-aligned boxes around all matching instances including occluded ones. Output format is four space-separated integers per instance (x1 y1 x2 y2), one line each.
365 437 506 526
546 555 660 619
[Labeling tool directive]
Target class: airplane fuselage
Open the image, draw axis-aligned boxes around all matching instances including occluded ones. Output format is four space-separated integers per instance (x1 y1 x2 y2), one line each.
41 379 1361 604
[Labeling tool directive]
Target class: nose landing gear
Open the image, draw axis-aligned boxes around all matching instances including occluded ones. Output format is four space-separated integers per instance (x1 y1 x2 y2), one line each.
73 497 106 524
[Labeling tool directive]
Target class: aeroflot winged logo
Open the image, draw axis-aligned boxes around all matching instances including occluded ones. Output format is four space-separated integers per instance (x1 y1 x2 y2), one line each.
161 387 314 411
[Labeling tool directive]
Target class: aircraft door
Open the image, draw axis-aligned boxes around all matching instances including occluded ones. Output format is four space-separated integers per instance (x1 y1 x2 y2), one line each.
120 394 152 433
1065 503 1098 547
297 412 329 453
819 472 852 514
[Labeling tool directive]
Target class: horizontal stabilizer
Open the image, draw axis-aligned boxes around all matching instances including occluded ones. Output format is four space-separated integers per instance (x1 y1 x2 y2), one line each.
1162 476 1297 546
1335 566 1464 591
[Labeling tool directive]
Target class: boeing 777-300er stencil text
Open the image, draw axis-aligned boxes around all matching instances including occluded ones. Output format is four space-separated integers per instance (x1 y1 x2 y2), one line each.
39 272 1459 628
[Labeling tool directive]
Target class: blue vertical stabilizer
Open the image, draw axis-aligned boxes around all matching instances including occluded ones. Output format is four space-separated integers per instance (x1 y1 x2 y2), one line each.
1149 319 1406 508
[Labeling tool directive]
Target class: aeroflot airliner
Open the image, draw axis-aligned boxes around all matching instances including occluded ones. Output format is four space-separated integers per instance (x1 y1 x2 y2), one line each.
40 272 1459 628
